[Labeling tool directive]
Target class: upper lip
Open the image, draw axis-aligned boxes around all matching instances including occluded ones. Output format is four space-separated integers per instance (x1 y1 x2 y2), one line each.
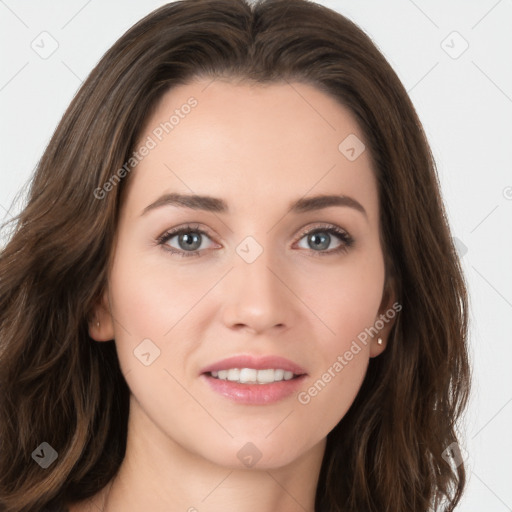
200 355 307 375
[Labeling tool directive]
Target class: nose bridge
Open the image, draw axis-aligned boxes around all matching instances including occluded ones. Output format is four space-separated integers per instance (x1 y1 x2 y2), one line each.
221 233 294 332
236 234 283 303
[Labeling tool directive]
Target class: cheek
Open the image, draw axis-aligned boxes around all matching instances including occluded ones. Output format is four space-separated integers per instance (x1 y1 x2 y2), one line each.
296 347 369 433
107 242 227 382
292 251 384 423
295 273 378 431
108 243 217 340
296 250 385 345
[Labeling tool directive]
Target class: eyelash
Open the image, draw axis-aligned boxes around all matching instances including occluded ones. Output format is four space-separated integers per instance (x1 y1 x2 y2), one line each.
156 223 355 258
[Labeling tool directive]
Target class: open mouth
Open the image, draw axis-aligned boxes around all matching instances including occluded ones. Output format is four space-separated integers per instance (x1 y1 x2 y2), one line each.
206 368 304 384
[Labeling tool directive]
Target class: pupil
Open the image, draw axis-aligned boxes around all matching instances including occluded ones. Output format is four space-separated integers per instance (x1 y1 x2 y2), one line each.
180 233 201 250
310 232 329 250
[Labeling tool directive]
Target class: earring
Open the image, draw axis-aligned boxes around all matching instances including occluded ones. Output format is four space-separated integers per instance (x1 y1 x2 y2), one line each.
377 337 383 345
96 321 100 328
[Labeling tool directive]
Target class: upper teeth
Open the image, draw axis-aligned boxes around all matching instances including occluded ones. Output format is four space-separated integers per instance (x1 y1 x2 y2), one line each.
210 368 295 384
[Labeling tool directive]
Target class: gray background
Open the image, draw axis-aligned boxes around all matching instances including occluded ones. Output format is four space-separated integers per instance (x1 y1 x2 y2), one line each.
1 1 511 510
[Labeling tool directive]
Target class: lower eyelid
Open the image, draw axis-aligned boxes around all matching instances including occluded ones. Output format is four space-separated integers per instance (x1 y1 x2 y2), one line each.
160 230 216 251
158 225 353 256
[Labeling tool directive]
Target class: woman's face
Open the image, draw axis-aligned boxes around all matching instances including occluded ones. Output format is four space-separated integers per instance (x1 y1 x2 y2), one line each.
94 78 394 469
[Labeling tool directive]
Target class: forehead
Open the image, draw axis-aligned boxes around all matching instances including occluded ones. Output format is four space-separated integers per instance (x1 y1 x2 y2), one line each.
122 78 378 222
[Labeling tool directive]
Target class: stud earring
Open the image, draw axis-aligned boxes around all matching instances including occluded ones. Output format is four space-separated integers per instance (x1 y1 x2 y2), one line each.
96 321 100 328
377 337 383 345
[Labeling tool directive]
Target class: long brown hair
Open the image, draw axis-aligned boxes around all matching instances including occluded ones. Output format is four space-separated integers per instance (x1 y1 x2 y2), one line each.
0 1 470 511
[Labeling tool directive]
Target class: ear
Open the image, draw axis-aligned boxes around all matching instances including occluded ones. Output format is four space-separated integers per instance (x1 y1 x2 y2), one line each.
370 276 399 357
88 288 115 342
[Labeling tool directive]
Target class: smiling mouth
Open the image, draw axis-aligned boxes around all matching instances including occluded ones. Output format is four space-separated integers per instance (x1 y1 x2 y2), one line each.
206 368 303 384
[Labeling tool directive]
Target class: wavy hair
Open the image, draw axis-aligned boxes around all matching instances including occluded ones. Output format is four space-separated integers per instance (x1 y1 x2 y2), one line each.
0 1 470 511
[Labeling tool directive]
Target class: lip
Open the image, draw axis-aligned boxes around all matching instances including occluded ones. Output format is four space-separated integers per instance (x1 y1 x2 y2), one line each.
201 373 307 405
200 354 308 405
200 355 307 376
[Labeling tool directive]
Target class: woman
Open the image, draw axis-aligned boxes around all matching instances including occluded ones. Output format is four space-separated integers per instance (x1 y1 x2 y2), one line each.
0 0 470 511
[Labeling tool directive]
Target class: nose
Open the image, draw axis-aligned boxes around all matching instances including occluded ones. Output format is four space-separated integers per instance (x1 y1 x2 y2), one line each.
220 243 299 335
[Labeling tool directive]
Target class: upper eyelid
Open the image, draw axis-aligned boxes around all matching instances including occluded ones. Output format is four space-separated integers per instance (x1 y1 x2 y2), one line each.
159 222 351 246
295 222 349 238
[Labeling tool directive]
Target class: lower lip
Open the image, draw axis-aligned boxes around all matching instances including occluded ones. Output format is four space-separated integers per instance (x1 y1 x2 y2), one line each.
201 373 307 405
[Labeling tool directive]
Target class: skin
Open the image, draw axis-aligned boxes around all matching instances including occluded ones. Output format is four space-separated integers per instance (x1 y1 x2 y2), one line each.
73 78 396 512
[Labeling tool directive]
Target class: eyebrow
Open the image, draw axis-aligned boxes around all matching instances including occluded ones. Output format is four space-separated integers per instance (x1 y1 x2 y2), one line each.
141 192 367 218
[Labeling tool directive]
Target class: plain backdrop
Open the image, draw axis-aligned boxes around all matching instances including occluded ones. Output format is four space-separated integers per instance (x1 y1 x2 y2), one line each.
1 1 511 510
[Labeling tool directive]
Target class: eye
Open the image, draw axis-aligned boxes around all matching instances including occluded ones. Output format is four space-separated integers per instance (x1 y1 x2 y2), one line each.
295 224 354 256
157 223 218 258
156 223 354 258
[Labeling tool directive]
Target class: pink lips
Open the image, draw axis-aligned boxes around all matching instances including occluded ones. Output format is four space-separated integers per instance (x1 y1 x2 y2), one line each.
200 355 307 376
200 354 308 405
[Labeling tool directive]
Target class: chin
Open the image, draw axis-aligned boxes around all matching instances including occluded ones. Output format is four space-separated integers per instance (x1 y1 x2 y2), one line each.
195 435 317 471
